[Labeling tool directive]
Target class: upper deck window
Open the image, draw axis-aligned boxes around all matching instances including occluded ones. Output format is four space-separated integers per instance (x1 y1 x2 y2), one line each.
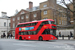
17 22 38 27
41 21 49 25
31 23 37 26
51 21 55 24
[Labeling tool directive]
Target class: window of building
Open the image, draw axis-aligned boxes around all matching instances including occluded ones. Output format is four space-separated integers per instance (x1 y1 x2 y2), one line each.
62 20 63 25
13 18 15 21
44 18 47 19
44 10 47 15
21 16 24 19
59 20 61 24
4 22 6 27
54 19 56 24
26 15 29 18
43 4 47 7
64 21 67 25
12 31 15 36
9 23 10 27
21 11 25 14
33 14 37 17
17 17 20 20
13 23 15 28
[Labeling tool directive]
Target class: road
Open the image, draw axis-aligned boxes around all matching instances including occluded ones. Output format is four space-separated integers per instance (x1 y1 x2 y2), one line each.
0 39 75 50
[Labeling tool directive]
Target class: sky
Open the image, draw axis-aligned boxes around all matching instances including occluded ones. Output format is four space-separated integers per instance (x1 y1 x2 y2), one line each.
0 0 71 17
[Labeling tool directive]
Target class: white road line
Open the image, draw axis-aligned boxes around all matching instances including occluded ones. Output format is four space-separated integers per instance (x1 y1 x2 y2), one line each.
48 45 75 50
13 43 37 47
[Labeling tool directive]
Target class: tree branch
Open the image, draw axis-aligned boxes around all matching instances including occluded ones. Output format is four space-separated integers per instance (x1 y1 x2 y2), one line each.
62 0 74 13
69 0 73 5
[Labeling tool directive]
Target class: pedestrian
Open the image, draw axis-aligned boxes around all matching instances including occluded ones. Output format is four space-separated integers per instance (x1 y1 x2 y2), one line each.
3 33 6 38
59 32 61 37
70 31 73 38
11 34 13 38
9 33 11 38
7 34 9 38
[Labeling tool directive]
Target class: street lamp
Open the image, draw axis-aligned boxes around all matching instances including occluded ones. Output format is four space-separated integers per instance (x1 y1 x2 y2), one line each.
7 17 8 35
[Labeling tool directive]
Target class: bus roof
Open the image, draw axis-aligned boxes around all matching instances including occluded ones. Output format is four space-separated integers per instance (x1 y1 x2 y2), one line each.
18 19 54 25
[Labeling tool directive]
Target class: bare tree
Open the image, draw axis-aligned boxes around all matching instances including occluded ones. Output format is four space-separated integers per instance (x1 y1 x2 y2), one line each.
60 0 75 39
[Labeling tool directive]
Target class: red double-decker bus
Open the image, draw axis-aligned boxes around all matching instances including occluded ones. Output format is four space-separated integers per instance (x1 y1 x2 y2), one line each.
15 19 57 41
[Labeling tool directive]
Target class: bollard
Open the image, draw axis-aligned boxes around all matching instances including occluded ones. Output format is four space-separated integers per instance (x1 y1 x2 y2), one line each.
68 35 70 40
62 35 64 40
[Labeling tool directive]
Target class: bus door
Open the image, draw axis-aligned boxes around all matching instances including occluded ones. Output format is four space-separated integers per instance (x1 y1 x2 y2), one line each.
42 29 50 40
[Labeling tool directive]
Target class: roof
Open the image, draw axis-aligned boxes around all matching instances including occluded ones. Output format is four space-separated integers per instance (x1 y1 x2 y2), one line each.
18 19 54 25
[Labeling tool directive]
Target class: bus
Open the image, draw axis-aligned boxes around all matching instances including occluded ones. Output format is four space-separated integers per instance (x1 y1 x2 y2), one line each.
15 19 57 41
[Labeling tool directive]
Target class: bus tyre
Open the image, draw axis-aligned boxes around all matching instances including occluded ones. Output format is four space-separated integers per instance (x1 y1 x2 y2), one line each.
19 36 22 40
39 36 43 41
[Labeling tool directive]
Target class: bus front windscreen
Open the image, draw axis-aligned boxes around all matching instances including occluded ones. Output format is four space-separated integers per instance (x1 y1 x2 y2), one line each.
48 21 55 24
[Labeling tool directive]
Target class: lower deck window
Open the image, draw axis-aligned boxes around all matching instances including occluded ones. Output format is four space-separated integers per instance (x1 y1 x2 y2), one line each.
19 31 37 35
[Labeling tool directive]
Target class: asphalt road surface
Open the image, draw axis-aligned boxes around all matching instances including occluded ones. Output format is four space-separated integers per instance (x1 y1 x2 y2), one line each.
0 39 75 50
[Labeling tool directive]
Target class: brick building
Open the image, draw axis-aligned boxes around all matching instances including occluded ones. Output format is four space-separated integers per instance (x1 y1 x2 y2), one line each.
40 0 67 26
68 3 74 24
10 2 41 36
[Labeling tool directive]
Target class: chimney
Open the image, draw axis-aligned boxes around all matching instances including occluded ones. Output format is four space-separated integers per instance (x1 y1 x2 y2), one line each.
1 12 7 17
29 1 33 9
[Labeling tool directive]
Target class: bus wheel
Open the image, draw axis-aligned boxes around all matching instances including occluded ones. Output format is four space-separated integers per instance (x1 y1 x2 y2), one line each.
19 36 22 40
39 36 43 41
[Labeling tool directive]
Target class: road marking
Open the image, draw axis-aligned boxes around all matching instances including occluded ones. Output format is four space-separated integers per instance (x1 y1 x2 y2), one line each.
13 43 37 47
16 48 33 50
48 44 75 50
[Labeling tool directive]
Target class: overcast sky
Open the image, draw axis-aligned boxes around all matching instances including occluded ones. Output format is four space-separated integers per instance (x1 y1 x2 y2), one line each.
0 0 70 17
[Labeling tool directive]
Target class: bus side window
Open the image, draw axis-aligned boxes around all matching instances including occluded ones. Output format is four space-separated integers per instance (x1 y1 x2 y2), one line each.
19 32 21 35
26 32 28 35
19 25 22 27
17 25 21 27
31 23 37 26
41 21 49 26
24 24 31 27
21 24 24 27
28 31 30 35
21 32 24 35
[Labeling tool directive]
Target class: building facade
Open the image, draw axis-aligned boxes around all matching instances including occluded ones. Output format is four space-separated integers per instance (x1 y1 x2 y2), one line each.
68 3 73 24
10 0 69 36
11 8 41 36
40 0 67 26
0 12 10 37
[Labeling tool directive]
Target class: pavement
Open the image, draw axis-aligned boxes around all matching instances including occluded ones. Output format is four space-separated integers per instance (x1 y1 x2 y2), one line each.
0 37 74 40
0 39 75 50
